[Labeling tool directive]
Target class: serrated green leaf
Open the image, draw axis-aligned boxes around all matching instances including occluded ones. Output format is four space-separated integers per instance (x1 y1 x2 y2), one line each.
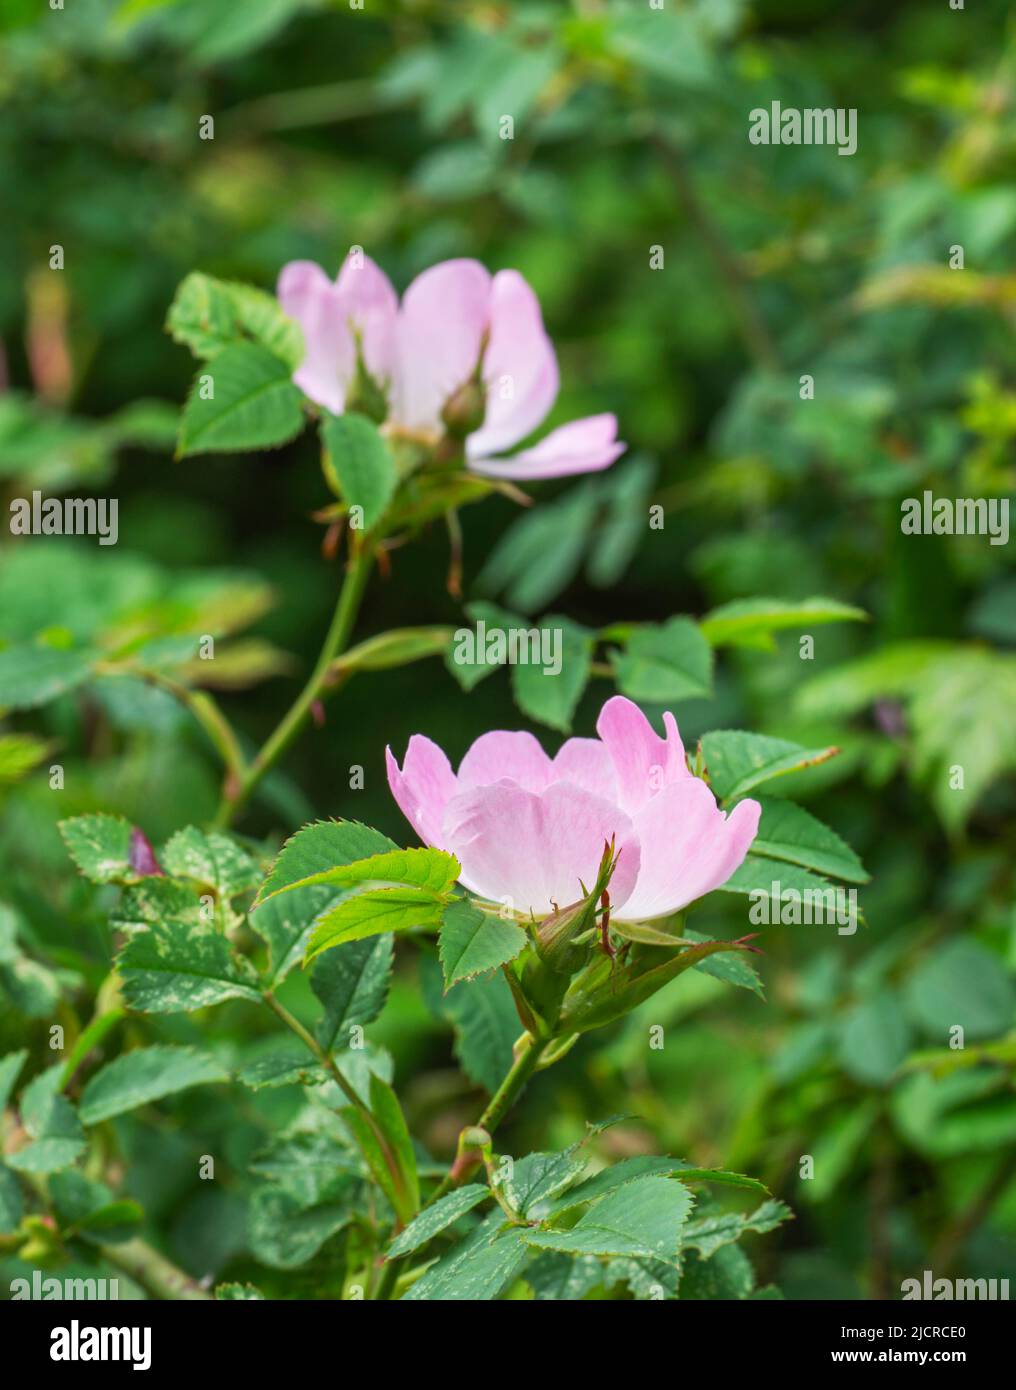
682 1199 791 1259
438 900 526 989
402 1212 529 1300
49 1171 142 1244
166 271 303 367
79 1045 228 1124
613 618 712 702
312 934 394 1051
386 1184 489 1258
718 854 860 930
320 412 397 531
701 730 839 802
116 919 262 1013
112 876 204 933
524 1175 692 1264
178 342 304 456
250 883 343 988
256 820 398 902
263 846 459 903
749 799 868 883
59 813 135 884
160 826 260 898
307 887 447 960
0 645 94 710
503 1151 587 1218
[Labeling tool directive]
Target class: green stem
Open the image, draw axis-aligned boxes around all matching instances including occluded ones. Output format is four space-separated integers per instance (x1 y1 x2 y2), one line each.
214 546 373 827
262 991 409 1217
98 665 246 792
426 1035 550 1208
100 1238 212 1301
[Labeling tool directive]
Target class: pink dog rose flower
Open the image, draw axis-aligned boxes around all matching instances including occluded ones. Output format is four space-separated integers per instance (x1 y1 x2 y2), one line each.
277 254 625 481
386 695 761 920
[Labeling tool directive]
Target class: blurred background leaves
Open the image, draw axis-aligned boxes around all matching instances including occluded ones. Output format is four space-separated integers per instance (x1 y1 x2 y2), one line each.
1 0 1015 1298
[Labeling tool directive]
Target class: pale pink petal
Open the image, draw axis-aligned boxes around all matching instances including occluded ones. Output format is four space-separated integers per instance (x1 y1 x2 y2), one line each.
334 252 399 388
595 696 690 815
550 737 618 802
467 413 625 480
464 270 559 458
277 260 352 414
443 782 640 917
385 736 457 851
394 259 491 431
457 730 551 794
619 783 761 920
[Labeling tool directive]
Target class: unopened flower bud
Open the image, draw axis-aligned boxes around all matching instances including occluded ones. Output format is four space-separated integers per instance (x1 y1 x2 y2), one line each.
440 375 488 439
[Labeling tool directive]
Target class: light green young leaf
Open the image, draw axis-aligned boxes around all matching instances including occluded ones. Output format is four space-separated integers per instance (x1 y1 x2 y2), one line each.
386 1184 489 1258
166 271 303 368
178 342 305 456
256 820 398 903
79 1045 228 1124
320 413 397 531
0 732 53 784
262 846 458 904
306 887 447 961
700 596 867 650
503 1151 587 1218
438 900 526 989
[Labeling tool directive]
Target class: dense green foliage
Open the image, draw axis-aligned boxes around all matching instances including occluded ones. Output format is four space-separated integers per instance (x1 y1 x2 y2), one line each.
1 0 1014 1301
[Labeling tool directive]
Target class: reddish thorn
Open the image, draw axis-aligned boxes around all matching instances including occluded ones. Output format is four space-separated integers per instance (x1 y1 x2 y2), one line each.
310 700 326 727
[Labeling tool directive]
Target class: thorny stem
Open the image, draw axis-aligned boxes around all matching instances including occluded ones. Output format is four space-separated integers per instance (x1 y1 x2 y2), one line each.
213 545 374 827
